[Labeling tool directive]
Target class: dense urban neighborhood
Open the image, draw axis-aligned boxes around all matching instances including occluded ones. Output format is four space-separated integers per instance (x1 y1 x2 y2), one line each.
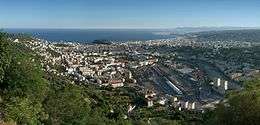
12 30 260 107
1 0 260 124
1 29 260 125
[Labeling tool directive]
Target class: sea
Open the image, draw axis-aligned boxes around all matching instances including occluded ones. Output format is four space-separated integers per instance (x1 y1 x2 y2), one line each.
4 28 175 43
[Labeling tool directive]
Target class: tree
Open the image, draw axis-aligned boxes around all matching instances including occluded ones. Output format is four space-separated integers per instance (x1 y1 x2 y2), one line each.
43 84 91 125
4 97 45 125
1 32 48 124
205 77 260 125
0 33 11 84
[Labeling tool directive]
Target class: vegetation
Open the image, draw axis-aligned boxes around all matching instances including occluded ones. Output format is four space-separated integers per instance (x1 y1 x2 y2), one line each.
0 33 48 124
1 32 260 125
204 76 260 125
0 33 169 124
193 29 260 43
92 39 113 45
0 32 11 83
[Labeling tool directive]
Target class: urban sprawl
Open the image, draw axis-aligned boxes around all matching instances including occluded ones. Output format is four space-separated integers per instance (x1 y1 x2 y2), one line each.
13 36 260 112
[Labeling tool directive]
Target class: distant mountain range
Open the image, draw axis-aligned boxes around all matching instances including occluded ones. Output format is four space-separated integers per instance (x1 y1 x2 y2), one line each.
168 27 260 34
143 26 260 36
188 29 260 43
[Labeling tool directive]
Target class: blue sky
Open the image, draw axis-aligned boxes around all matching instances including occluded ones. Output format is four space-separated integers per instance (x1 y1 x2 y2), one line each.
0 0 259 28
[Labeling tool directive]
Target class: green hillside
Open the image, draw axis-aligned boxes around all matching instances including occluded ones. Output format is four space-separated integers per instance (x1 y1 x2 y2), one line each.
1 33 260 125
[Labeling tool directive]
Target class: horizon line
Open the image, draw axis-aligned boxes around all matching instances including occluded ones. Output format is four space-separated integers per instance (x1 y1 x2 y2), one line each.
2 26 260 30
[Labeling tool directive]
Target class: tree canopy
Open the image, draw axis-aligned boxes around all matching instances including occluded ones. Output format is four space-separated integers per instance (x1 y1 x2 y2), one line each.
205 76 260 125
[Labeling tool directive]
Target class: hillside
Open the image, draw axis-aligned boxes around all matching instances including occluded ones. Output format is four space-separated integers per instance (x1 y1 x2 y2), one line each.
1 33 260 125
0 33 132 125
0 33 187 125
191 29 260 43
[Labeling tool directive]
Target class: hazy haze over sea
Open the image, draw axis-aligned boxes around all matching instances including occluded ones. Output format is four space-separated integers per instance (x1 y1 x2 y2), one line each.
4 27 258 43
4 28 177 42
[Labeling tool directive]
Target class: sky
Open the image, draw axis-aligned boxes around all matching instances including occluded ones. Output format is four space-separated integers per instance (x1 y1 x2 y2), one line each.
0 0 260 29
